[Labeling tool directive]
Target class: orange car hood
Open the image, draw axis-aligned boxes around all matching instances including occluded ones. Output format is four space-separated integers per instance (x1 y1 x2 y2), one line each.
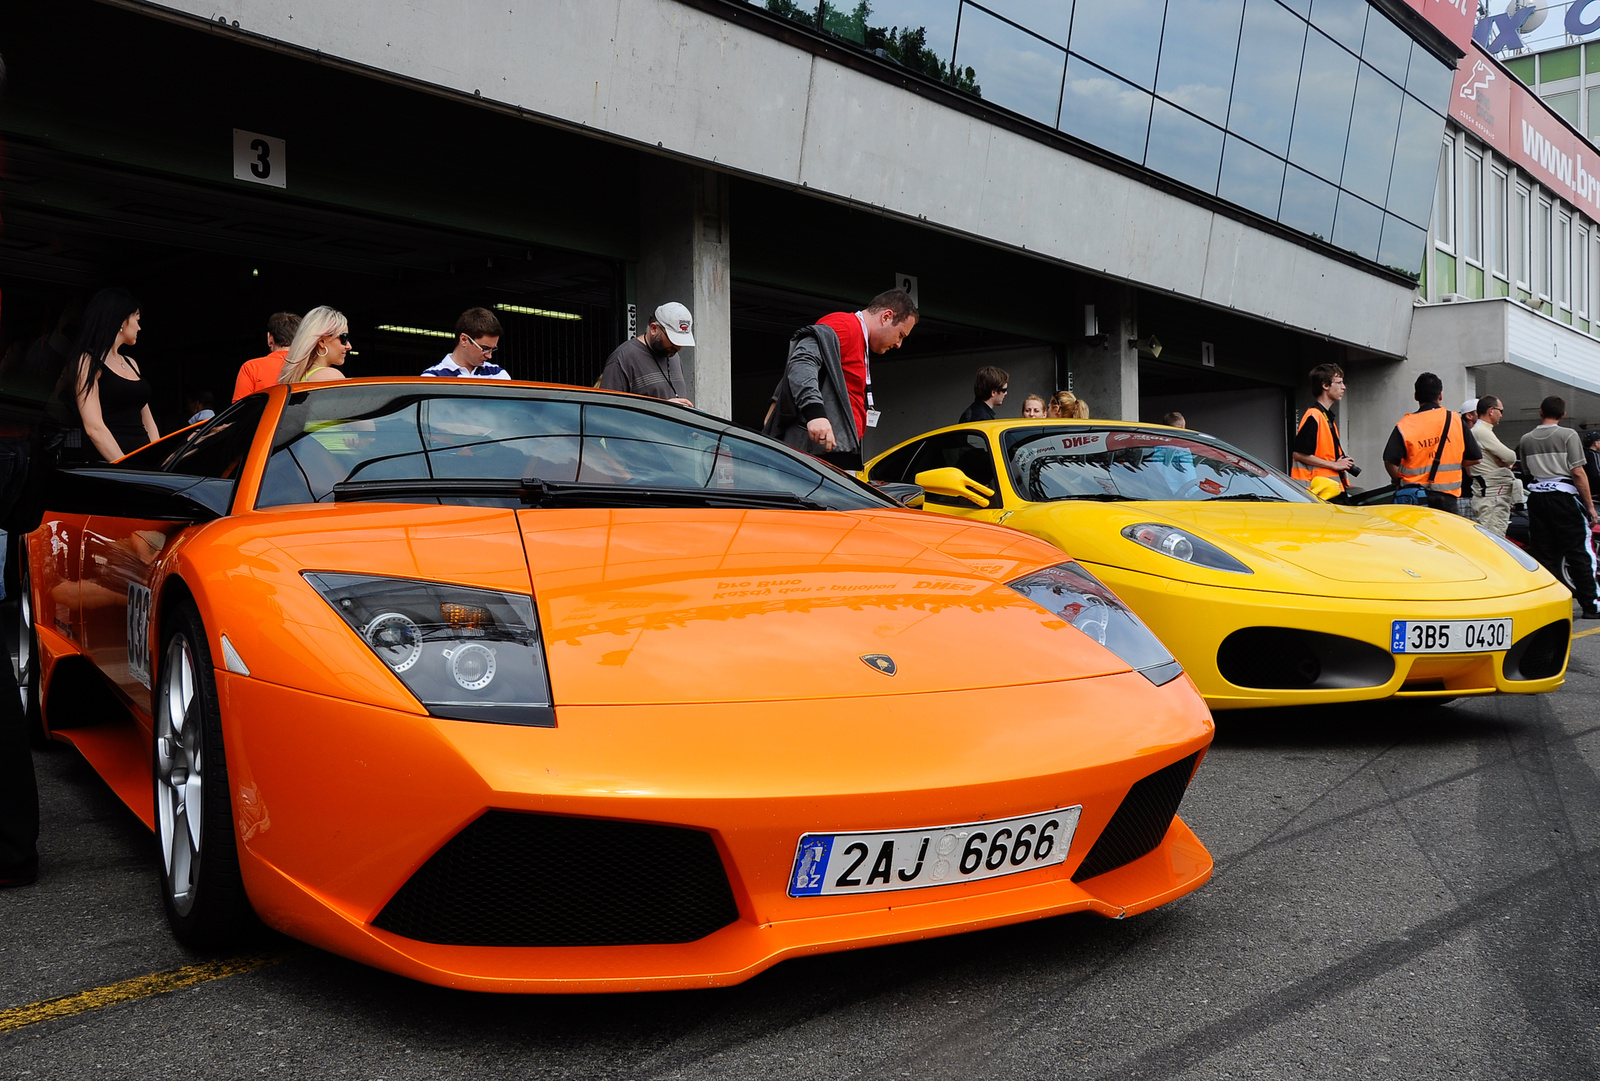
519 508 1128 705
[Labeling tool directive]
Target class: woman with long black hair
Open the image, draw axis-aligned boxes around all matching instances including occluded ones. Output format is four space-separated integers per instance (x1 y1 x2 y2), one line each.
72 287 159 462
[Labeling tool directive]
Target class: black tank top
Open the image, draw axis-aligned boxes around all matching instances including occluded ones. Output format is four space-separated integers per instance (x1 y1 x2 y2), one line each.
95 362 151 461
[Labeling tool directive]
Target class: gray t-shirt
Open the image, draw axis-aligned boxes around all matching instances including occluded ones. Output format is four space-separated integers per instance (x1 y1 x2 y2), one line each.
1517 423 1584 483
598 337 685 401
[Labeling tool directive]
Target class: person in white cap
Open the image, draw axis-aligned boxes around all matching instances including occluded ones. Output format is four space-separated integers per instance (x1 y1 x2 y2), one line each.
598 302 694 407
1458 397 1480 428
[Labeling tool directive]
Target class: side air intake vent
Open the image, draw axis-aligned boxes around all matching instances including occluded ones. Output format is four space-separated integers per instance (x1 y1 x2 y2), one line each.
373 811 739 946
1072 753 1200 883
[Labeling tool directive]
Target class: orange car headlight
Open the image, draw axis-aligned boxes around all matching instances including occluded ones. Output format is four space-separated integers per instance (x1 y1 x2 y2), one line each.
305 572 555 727
1009 562 1184 686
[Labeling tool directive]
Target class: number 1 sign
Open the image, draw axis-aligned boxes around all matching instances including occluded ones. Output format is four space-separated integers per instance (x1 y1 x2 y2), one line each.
232 129 286 189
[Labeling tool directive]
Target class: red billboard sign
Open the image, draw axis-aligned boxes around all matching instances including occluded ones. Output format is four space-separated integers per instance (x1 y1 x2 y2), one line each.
1399 0 1478 55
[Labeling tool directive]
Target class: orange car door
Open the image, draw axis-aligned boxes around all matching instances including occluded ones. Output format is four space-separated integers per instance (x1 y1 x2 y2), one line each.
80 517 188 715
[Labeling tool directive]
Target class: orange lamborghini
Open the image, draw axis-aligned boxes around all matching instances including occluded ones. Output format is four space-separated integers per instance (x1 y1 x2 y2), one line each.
25 379 1213 992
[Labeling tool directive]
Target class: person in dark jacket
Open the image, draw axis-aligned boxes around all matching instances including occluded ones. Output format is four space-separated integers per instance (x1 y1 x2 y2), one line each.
763 290 917 470
958 366 1009 423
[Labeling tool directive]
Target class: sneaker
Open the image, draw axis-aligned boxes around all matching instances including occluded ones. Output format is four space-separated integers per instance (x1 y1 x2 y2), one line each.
0 856 37 887
1581 608 1600 620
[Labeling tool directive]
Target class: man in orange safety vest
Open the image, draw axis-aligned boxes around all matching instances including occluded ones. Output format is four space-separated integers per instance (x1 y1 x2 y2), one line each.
1291 363 1354 491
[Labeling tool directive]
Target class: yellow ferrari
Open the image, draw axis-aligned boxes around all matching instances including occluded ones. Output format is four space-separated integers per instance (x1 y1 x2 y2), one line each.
864 420 1574 709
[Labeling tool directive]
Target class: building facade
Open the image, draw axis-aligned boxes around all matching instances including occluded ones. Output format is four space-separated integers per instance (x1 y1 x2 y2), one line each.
0 0 1475 471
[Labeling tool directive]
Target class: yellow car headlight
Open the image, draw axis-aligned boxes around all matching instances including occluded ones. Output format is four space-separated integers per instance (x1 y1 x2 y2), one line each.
1122 523 1252 574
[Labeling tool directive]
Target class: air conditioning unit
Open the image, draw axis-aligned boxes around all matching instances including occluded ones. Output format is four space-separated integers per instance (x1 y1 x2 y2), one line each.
1438 293 1471 303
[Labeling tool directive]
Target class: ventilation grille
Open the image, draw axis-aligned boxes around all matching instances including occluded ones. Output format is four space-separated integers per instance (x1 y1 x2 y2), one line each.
372 811 740 947
1503 620 1570 682
1072 753 1200 883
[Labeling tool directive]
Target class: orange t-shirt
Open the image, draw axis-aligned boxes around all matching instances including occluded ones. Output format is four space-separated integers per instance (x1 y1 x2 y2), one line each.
234 350 288 400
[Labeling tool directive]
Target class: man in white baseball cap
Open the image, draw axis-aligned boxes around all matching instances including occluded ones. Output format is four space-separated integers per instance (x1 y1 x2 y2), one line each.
598 302 695 407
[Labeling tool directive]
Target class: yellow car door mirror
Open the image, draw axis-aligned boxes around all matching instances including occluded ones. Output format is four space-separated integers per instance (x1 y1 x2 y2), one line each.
915 467 995 508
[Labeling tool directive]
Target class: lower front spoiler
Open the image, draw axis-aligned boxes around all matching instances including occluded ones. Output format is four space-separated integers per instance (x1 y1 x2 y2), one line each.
245 817 1211 994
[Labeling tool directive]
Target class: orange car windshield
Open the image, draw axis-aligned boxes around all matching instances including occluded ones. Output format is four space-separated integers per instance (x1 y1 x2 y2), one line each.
255 385 890 512
1001 427 1312 504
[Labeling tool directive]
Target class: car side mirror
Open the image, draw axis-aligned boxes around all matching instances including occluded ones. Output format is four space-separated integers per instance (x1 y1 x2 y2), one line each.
871 481 925 508
914 467 995 508
1306 476 1342 502
48 467 234 522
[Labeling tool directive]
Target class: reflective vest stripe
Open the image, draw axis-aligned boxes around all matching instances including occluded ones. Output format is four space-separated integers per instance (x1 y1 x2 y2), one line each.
1395 409 1466 496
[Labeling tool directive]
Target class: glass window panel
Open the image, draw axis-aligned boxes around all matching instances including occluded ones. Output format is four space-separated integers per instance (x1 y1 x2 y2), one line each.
750 0 819 29
1536 199 1552 298
1333 192 1383 261
1340 65 1403 205
1592 234 1600 319
1278 0 1309 14
1490 168 1508 278
977 0 1072 47
1060 56 1153 162
1217 136 1286 218
1461 151 1482 264
1503 55 1535 85
865 1 963 76
1145 101 1226 192
1514 185 1529 287
1405 41 1453 114
1386 94 1448 226
1546 90 1580 127
1308 0 1367 52
1559 213 1572 308
1288 29 1359 182
1588 88 1600 137
1067 0 1165 89
1154 0 1244 126
1361 8 1411 86
1377 213 1427 277
1579 227 1589 315
1432 140 1453 250
952 4 1066 125
1279 166 1339 240
1228 0 1308 156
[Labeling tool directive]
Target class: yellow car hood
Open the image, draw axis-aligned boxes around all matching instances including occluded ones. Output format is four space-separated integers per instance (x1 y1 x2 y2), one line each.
1004 500 1545 600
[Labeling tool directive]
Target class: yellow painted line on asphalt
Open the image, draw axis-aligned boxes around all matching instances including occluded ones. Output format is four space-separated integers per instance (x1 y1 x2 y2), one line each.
0 952 288 1034
1575 626 1600 640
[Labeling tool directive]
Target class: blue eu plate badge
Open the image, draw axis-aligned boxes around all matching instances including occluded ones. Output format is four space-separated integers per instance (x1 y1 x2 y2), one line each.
791 836 833 896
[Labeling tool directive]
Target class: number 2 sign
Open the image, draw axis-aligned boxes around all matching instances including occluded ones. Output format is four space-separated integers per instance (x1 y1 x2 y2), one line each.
232 129 286 189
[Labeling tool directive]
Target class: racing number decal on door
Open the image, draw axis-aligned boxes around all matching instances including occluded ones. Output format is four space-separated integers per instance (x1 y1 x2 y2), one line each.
127 584 152 689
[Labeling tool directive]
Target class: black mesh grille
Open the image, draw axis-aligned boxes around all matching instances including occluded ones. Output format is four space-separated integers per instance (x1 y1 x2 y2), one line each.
372 811 740 946
1072 753 1199 883
1503 620 1569 682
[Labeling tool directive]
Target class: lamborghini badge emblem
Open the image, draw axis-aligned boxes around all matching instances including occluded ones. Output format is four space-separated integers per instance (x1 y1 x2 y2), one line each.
861 654 897 676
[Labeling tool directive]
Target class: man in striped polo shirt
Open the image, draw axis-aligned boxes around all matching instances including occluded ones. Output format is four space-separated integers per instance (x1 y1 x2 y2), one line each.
421 308 511 379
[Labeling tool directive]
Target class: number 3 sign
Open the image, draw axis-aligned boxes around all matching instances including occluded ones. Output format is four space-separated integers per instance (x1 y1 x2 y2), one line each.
232 129 286 189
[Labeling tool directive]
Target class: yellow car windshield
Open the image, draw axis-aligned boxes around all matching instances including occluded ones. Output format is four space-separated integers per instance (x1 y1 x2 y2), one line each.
1001 427 1314 504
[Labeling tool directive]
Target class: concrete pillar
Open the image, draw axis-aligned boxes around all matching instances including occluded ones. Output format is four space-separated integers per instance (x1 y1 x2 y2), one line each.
1069 284 1139 421
637 159 731 418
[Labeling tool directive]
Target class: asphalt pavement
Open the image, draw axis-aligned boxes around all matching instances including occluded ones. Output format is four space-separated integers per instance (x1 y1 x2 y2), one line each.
4 631 1600 1079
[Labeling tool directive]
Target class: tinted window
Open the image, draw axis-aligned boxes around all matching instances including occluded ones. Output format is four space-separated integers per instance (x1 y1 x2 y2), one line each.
1280 166 1339 239
866 439 925 483
1387 95 1446 226
1287 29 1358 183
1360 8 1412 86
257 387 888 511
1068 0 1165 89
1307 0 1366 52
1154 0 1245 126
1405 41 1453 114
1376 214 1427 276
1145 101 1225 194
1332 191 1383 261
1218 136 1286 218
165 395 268 481
1229 0 1308 156
1061 57 1152 162
1340 66 1403 205
953 6 1066 126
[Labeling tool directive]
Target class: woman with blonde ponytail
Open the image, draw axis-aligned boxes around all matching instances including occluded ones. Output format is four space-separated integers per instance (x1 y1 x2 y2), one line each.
278 306 351 384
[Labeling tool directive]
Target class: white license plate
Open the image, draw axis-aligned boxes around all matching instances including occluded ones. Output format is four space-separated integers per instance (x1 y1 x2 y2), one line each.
1390 618 1512 654
788 806 1081 898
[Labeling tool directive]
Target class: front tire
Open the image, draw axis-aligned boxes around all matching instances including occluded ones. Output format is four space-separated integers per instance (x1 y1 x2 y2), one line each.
154 602 253 947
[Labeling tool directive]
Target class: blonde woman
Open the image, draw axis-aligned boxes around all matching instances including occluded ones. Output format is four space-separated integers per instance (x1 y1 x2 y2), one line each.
278 307 352 384
1050 390 1090 420
1022 393 1047 418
